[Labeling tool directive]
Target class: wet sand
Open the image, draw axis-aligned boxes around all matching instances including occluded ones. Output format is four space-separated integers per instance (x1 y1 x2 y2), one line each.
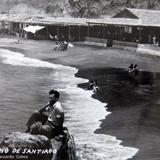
1 37 160 159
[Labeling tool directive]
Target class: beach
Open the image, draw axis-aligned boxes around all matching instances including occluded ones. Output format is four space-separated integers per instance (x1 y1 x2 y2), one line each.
0 36 160 160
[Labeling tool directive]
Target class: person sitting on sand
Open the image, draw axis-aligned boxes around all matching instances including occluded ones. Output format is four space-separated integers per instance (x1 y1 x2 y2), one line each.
26 89 64 139
53 40 68 51
62 41 68 51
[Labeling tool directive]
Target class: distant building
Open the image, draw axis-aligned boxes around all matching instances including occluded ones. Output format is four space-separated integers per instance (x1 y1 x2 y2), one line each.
112 8 160 44
1 8 160 46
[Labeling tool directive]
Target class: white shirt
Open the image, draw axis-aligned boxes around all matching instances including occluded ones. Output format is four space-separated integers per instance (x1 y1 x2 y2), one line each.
48 101 64 127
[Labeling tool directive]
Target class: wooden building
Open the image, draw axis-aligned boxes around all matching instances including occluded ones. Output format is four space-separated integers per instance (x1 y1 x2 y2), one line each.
113 8 160 44
5 16 88 41
88 8 160 44
2 8 160 45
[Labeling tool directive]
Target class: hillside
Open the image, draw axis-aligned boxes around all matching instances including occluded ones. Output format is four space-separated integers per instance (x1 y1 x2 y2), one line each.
1 0 160 18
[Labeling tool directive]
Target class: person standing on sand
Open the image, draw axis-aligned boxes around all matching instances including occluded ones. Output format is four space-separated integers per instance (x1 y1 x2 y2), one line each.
54 35 58 45
15 32 20 44
26 89 64 139
24 32 27 40
153 35 157 45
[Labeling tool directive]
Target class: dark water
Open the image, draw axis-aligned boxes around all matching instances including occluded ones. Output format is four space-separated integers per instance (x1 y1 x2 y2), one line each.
77 67 160 159
0 48 145 160
77 68 155 108
0 56 54 136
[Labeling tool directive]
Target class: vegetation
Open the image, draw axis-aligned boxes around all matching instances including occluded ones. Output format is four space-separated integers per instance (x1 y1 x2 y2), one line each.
1 0 160 17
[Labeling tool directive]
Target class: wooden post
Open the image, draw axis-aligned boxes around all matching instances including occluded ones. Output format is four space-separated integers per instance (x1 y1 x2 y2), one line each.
68 25 71 42
149 29 152 44
46 26 48 39
120 26 124 41
102 24 105 39
78 26 81 41
57 26 59 40
138 26 141 43
87 23 90 37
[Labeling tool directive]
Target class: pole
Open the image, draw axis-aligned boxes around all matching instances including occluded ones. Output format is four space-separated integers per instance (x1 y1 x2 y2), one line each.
102 24 105 39
138 26 141 43
57 26 59 40
87 24 90 37
78 26 81 41
68 25 70 42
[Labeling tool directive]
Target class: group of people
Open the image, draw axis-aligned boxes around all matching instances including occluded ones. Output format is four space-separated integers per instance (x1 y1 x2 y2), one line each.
26 89 65 139
53 34 68 51
88 80 99 92
15 31 28 44
128 64 139 76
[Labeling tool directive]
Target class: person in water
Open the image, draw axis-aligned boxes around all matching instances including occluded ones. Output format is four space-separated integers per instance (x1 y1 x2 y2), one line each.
88 80 99 92
128 64 140 78
133 64 139 76
88 80 94 90
26 89 64 139
128 64 134 73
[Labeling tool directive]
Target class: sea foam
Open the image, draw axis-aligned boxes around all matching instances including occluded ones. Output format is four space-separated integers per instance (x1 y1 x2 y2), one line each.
0 49 139 160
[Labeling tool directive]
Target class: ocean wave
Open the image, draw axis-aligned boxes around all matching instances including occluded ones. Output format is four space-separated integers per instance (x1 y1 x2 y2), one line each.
0 48 139 159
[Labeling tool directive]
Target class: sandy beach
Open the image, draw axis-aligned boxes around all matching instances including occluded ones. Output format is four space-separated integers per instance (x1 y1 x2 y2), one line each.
1 36 160 160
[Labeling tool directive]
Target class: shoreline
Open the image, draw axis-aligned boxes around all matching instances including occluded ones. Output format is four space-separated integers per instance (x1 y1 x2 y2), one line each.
1 37 160 159
0 45 139 158
75 67 160 160
75 67 138 159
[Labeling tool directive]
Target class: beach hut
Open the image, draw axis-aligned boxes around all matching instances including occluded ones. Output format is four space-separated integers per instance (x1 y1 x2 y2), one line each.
112 8 160 44
39 17 88 41
6 16 88 41
86 8 160 45
2 8 160 45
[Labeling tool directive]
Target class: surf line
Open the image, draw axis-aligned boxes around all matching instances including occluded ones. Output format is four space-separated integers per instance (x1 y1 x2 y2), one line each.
0 48 139 159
